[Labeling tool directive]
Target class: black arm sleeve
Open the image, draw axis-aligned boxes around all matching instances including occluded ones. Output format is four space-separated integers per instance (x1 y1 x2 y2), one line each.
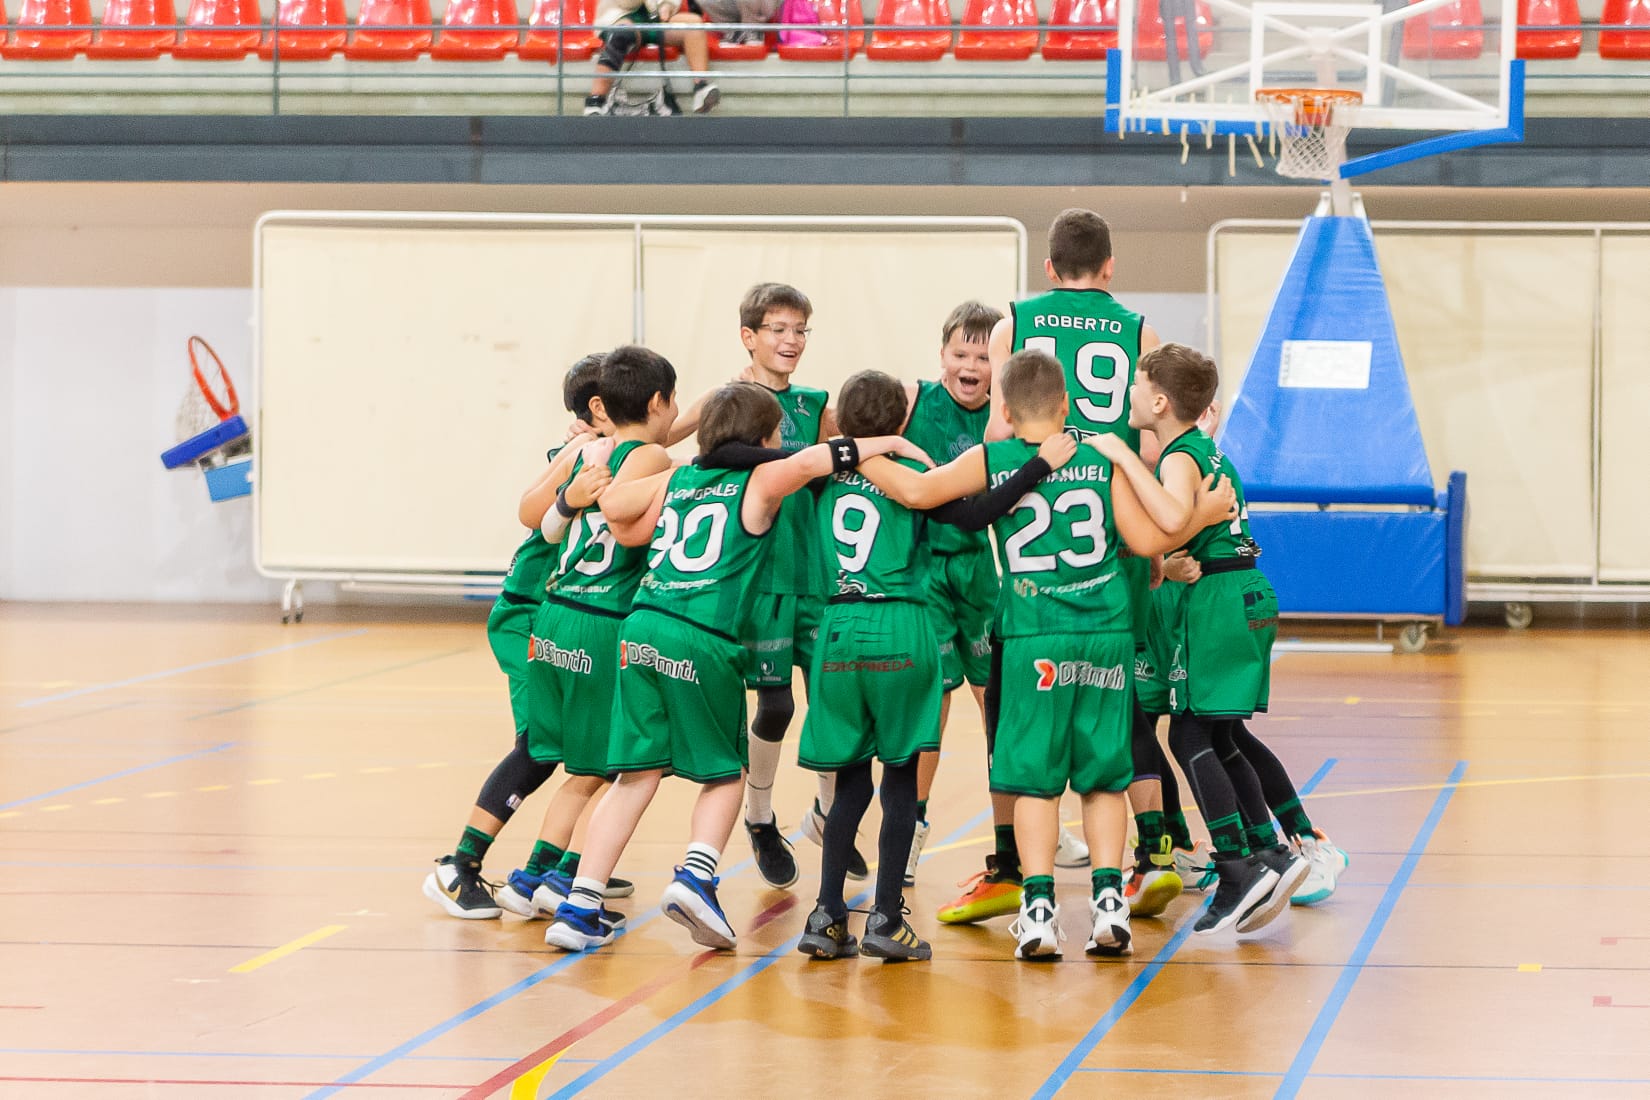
696 442 795 470
923 457 1053 532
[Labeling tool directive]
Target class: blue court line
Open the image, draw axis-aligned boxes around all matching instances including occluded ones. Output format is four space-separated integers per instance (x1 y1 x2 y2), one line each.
1031 758 1336 1100
1274 760 1468 1100
300 821 810 1100
15 630 369 708
0 742 236 811
548 807 992 1098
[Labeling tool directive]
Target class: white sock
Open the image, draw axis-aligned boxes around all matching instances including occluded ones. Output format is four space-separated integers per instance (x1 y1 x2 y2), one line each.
745 733 782 825
682 843 721 882
816 770 837 815
568 876 604 911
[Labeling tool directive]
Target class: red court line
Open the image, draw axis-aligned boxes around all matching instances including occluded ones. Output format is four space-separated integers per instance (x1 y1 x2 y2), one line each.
459 895 798 1100
0 1077 465 1089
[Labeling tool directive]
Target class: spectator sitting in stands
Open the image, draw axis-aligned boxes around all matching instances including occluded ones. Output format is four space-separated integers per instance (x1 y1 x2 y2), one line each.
697 0 781 46
585 0 722 115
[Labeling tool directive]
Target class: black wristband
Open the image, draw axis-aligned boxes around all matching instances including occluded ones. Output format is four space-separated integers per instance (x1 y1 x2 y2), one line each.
554 490 577 519
829 436 861 474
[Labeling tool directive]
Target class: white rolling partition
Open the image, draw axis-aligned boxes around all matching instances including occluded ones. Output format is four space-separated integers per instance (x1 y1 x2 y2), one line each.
253 213 1025 614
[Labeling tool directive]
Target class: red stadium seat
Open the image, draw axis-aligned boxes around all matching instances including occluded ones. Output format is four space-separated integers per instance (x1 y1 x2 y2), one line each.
519 0 600 60
955 0 1036 60
431 0 520 58
867 0 950 60
0 0 93 59
172 0 261 58
1599 0 1650 58
1401 0 1483 59
775 0 863 59
1515 0 1580 58
258 0 347 59
1133 0 1210 61
1042 0 1115 61
87 0 179 58
344 0 433 59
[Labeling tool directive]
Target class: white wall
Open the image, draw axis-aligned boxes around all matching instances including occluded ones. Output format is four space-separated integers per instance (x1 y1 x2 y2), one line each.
2 287 282 603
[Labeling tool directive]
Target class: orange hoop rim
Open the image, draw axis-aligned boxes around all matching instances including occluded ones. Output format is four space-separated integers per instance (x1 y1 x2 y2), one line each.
1255 87 1364 127
188 335 239 421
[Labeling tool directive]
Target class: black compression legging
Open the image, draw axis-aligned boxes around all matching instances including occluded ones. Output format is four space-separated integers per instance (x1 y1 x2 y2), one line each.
1230 720 1303 813
818 758 919 921
1167 714 1247 853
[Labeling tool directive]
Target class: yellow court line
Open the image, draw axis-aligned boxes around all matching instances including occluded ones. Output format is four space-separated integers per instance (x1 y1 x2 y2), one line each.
305 772 337 780
195 785 231 793
510 1050 568 1100
1306 771 1650 801
1518 963 1542 972
248 778 282 786
229 924 348 974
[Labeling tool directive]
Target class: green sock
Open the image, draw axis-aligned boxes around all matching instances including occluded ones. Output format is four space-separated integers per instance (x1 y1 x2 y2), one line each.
916 799 929 823
1245 822 1280 852
1207 812 1248 858
524 841 566 877
1023 874 1055 904
993 825 1020 877
555 849 581 876
1166 810 1195 851
1091 867 1124 897
1274 797 1314 839
1134 810 1166 854
455 825 494 865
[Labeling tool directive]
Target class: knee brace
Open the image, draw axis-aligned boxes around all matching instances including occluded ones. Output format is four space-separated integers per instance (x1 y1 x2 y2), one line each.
475 736 557 821
750 685 795 743
1129 703 1161 780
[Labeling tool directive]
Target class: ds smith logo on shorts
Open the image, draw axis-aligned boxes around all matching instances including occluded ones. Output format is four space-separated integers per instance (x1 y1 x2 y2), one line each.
618 640 700 683
1033 659 1127 691
528 637 592 674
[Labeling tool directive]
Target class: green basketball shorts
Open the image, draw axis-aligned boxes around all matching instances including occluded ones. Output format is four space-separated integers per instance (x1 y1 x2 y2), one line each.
1123 554 1153 651
1171 567 1278 718
740 592 823 690
486 596 537 739
990 631 1135 799
525 599 623 776
799 601 943 771
1134 581 1188 719
609 608 749 784
924 547 999 692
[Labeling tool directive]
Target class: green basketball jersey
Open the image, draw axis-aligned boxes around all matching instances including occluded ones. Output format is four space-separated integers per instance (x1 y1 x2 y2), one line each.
1155 428 1260 564
985 437 1131 638
498 442 565 603
546 440 648 616
634 464 770 638
903 379 991 557
1010 288 1145 449
815 458 931 601
761 383 830 597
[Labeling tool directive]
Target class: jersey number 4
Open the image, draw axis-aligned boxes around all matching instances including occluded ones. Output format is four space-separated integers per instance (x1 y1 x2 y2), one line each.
1002 488 1108 573
1022 336 1129 425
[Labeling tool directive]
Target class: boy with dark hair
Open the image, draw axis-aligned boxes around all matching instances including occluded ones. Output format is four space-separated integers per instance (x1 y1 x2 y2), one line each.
545 381 930 952
424 353 613 919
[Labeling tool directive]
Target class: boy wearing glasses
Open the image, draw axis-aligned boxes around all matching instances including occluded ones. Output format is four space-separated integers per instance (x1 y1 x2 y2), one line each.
669 283 854 891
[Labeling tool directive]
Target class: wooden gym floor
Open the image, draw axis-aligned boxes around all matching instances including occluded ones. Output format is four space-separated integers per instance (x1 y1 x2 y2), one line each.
2 602 1648 1099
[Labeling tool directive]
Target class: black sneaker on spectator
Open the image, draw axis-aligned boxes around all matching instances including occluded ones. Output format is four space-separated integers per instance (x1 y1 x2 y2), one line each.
691 82 720 113
583 94 609 116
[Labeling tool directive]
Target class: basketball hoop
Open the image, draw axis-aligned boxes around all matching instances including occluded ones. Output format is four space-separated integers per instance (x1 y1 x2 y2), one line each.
1256 88 1363 181
174 336 241 444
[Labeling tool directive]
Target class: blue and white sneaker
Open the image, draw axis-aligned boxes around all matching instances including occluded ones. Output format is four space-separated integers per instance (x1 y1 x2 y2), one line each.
497 869 546 918
532 870 573 916
544 903 619 951
661 866 738 950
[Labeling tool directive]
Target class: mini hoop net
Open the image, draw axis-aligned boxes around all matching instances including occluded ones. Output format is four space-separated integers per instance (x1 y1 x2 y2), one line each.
174 336 241 445
1256 88 1363 181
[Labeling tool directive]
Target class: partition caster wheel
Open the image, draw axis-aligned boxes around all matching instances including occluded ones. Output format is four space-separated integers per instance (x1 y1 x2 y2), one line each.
1503 602 1533 630
1396 622 1429 654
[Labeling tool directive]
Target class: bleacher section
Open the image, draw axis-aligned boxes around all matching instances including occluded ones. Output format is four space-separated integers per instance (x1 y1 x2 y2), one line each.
0 0 1642 115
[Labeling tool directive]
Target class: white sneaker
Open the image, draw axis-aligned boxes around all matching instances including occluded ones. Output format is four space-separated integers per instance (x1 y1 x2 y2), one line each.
1009 897 1064 960
421 856 501 920
1054 826 1089 868
691 82 720 113
904 819 932 887
1291 831 1348 906
1173 840 1216 891
1085 887 1133 957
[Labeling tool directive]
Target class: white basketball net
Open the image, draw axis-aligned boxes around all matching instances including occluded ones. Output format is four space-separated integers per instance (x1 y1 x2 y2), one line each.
1257 91 1361 181
175 380 220 445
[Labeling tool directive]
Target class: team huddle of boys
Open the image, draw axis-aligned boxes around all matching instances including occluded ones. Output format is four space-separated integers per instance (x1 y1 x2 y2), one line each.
422 208 1348 963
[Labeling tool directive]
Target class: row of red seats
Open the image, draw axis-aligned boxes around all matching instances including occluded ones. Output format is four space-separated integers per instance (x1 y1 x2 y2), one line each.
1 0 1645 61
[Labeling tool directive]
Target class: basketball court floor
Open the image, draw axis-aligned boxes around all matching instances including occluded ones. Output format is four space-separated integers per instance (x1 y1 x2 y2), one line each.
2 602 1648 1098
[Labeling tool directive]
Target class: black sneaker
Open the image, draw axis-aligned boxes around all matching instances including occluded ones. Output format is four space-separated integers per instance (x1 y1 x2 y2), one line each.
422 855 502 919
1193 853 1279 936
796 905 859 959
1237 844 1309 933
745 817 799 889
861 908 931 962
603 876 635 899
582 94 609 116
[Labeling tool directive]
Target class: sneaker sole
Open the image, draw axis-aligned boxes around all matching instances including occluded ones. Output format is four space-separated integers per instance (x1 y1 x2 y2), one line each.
692 87 721 113
1085 928 1133 958
937 889 1023 925
496 886 539 919
1237 858 1310 933
532 885 569 917
422 873 501 920
545 922 614 951
1193 868 1280 936
861 938 931 962
661 884 738 950
1015 941 1062 961
603 879 635 899
1127 875 1184 918
1291 885 1334 907
797 933 859 959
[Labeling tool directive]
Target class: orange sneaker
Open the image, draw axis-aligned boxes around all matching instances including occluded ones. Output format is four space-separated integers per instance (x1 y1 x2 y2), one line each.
936 855 1023 925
